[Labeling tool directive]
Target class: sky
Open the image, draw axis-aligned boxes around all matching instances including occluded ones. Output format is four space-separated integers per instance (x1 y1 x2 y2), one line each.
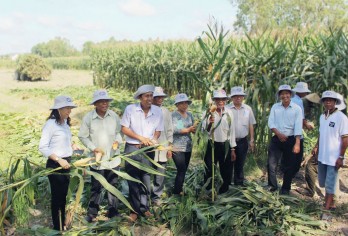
0 0 237 55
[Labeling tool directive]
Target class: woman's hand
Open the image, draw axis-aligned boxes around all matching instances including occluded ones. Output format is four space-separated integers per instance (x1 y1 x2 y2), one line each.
58 158 71 169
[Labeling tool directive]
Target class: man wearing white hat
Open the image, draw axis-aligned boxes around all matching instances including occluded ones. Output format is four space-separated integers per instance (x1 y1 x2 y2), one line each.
291 82 315 183
202 89 236 194
267 85 302 195
151 87 173 205
312 91 348 214
121 84 164 221
228 86 256 186
78 89 123 222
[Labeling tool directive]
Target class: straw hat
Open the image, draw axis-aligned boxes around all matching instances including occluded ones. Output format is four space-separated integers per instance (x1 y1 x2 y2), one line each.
305 93 320 104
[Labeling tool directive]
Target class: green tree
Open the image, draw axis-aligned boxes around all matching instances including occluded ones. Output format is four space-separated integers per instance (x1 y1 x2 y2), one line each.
31 37 79 57
231 0 348 32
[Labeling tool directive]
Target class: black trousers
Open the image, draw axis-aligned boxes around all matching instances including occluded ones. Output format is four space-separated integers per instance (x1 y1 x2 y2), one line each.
46 158 71 231
267 136 302 191
204 141 232 193
231 137 248 185
87 167 119 218
172 151 191 194
124 144 154 215
292 139 304 177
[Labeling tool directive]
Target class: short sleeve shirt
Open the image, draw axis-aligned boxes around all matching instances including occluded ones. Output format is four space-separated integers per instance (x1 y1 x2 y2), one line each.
229 103 256 139
121 103 164 144
172 111 194 152
318 111 348 166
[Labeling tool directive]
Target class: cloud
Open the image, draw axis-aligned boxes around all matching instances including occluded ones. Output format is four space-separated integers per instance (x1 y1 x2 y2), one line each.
74 22 103 31
0 18 15 31
119 0 156 16
36 16 60 27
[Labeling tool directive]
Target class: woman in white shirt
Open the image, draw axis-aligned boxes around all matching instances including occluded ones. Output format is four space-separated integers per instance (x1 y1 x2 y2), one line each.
39 95 77 231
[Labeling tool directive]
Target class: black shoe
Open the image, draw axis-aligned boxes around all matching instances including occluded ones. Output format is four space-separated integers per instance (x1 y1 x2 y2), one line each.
107 208 119 218
85 215 96 223
279 189 290 195
268 186 278 192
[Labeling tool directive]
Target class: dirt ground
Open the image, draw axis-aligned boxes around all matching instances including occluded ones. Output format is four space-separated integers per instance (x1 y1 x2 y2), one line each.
1 68 347 235
0 69 93 114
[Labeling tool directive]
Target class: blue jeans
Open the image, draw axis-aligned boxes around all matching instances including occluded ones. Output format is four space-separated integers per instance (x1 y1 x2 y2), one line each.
172 152 191 194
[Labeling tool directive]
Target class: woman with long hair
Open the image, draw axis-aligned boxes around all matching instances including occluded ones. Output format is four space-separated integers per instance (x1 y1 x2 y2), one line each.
39 95 77 231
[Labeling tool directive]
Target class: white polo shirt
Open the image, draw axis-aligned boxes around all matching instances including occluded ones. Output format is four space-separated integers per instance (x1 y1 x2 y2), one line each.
318 111 348 166
121 103 164 144
39 119 73 158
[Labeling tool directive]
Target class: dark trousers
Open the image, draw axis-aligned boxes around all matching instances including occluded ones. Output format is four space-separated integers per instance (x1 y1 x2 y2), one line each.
305 155 318 197
46 158 71 231
231 137 248 185
152 161 166 200
292 139 304 177
267 136 301 191
204 141 232 193
125 144 154 215
172 151 191 194
87 167 119 218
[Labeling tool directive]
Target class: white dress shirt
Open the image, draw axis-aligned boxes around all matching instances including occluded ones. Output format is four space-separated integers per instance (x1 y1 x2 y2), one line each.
228 103 256 139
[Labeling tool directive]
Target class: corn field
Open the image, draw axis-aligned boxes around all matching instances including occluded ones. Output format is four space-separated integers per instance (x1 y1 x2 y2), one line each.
91 28 348 156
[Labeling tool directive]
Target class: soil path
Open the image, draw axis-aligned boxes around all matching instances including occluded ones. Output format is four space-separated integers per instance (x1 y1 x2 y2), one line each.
0 69 93 114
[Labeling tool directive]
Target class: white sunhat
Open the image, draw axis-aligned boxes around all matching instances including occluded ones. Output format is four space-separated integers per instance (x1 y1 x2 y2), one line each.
174 93 192 105
50 95 77 110
277 84 295 98
229 86 247 98
90 89 113 105
320 91 341 105
133 84 155 99
212 89 228 99
336 93 346 110
292 82 311 93
153 86 167 97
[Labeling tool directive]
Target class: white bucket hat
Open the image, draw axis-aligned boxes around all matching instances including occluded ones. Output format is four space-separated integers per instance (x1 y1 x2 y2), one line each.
320 91 341 105
133 84 155 99
277 84 295 98
50 95 77 110
336 93 346 111
153 86 167 97
292 82 311 93
90 89 113 105
174 93 192 105
229 86 247 98
212 89 228 99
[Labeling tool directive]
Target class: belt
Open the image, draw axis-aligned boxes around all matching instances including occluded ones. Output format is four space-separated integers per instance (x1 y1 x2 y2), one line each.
126 143 144 149
235 137 247 142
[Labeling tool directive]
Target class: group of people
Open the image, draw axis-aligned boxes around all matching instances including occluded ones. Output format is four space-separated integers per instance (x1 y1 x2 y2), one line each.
39 82 347 230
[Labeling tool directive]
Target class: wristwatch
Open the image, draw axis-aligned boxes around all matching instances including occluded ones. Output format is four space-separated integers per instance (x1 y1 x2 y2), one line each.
339 156 345 160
